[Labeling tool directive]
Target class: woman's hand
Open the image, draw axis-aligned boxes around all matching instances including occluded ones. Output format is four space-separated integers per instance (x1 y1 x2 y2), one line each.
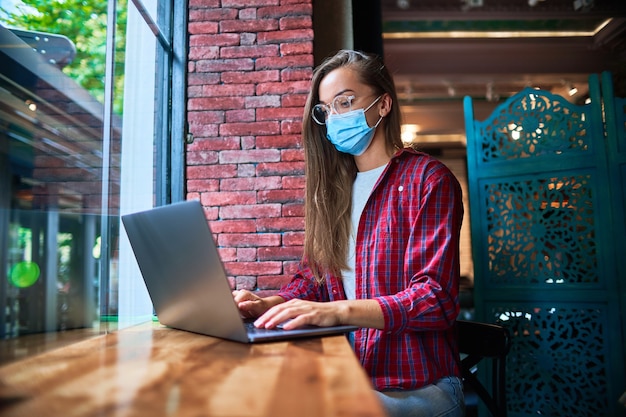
232 290 284 319
254 298 350 330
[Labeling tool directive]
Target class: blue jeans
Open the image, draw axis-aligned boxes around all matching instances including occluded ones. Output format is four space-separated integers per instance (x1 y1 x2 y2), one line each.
376 376 465 417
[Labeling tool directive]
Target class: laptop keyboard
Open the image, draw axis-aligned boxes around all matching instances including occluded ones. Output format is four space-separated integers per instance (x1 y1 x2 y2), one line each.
244 320 292 334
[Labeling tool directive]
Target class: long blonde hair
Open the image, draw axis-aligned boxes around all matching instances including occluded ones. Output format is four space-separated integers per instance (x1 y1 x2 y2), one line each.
301 50 403 283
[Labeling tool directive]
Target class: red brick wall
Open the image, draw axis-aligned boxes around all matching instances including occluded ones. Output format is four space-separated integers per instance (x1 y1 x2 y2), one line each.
186 0 313 295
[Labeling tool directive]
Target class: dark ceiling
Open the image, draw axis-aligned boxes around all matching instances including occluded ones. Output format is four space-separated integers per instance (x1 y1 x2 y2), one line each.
379 0 626 144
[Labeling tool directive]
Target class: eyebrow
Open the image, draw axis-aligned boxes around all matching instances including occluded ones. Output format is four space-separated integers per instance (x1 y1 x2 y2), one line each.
319 89 355 104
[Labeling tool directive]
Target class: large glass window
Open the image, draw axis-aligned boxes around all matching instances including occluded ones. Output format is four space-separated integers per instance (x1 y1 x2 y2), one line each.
0 0 186 345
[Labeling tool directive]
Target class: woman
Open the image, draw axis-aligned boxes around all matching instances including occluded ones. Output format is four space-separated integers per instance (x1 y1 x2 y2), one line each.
234 49 464 417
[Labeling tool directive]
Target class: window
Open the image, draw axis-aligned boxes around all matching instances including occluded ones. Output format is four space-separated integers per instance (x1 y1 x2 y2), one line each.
0 0 186 344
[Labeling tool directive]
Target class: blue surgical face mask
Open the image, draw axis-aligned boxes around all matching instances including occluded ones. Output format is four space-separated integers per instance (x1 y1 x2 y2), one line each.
325 96 383 156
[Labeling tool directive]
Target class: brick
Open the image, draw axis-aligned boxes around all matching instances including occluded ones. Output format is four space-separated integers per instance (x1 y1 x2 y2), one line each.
257 189 304 204
281 175 305 189
256 80 310 96
245 95 281 108
203 84 255 97
280 42 313 56
187 179 219 192
281 68 312 82
257 4 312 19
221 70 280 84
237 164 256 177
188 123 219 138
187 110 225 125
219 121 280 136
223 0 279 7
234 276 257 291
209 219 257 233
188 0 220 9
196 58 254 73
200 8 238 21
186 150 219 166
281 119 303 135
258 246 302 261
220 176 282 191
188 72 221 86
225 109 255 123
240 33 257 45
188 21 219 35
219 204 282 219
256 107 302 121
283 231 305 246
187 164 237 179
255 55 312 70
256 161 305 176
201 191 256 206
239 8 257 20
218 233 281 247
224 261 283 277
237 247 257 262
220 45 279 59
189 46 220 60
186 191 201 201
190 34 240 47
279 16 312 30
188 97 245 111
256 216 304 231
256 135 302 149
201 205 219 221
256 275 293 290
219 149 281 164
258 29 313 44
241 136 256 150
187 136 241 151
220 19 278 33
281 93 308 108
280 149 305 162
217 247 237 262
283 260 301 276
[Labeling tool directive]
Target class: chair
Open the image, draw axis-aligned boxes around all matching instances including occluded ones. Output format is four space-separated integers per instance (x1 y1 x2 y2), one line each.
458 320 511 417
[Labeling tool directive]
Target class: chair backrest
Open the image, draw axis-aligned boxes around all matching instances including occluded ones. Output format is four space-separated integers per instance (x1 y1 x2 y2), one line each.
458 320 511 417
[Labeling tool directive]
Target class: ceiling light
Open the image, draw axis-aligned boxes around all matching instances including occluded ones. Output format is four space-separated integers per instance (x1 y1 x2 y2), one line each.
397 0 410 9
401 124 420 142
573 0 594 11
568 86 578 96
25 100 37 112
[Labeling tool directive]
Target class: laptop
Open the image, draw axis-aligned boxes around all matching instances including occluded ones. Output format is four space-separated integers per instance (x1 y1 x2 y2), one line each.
121 200 358 343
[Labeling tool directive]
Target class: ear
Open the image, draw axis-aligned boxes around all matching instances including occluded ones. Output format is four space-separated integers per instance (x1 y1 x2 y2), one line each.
379 93 392 118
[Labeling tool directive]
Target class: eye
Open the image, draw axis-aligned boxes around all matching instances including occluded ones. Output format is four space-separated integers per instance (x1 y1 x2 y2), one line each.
334 95 353 112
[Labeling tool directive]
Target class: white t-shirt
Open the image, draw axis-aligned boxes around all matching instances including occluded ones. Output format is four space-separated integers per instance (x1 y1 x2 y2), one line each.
342 164 387 299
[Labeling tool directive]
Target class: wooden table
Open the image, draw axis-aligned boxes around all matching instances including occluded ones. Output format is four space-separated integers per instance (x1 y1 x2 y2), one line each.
0 322 386 417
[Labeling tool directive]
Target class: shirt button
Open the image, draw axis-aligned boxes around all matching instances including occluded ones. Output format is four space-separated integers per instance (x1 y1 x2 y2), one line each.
398 185 404 192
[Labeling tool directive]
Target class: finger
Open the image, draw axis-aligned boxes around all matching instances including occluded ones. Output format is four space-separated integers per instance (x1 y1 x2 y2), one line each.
256 303 308 329
254 304 292 329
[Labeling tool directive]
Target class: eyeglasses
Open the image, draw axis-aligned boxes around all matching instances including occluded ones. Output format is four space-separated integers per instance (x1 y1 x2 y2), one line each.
311 95 356 125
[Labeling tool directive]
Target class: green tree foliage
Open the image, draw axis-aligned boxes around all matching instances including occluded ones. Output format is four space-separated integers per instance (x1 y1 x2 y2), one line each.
0 0 127 114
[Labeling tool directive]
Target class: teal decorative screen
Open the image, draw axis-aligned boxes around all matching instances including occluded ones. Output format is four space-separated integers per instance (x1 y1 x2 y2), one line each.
482 173 597 285
489 303 609 417
464 73 626 417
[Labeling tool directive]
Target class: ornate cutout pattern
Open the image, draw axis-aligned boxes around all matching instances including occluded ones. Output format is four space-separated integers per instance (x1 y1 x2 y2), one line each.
483 174 598 285
479 89 591 162
492 305 608 417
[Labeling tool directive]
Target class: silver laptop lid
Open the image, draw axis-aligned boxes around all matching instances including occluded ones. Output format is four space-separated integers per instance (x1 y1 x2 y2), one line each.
122 200 250 342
